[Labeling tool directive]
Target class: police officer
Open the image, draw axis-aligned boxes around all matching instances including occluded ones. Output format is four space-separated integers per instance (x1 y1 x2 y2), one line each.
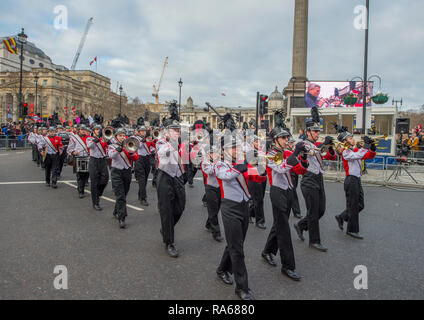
108 128 139 228
156 120 187 258
87 124 110 211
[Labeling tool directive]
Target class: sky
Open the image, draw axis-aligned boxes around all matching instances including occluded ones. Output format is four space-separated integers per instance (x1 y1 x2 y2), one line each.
0 0 423 110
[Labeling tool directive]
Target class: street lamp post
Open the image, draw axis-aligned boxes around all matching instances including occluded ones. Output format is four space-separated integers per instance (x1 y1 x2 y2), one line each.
291 76 297 108
17 28 27 119
119 85 123 116
34 74 39 117
361 0 370 134
178 78 183 117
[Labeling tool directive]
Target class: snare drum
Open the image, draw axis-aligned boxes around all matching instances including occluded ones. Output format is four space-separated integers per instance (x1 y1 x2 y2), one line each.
75 156 90 173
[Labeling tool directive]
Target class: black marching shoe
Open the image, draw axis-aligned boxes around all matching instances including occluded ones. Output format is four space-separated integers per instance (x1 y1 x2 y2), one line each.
309 243 328 252
347 232 364 240
188 184 194 188
51 183 57 189
46 183 50 187
335 215 344 230
261 252 277 267
249 217 255 224
79 193 86 199
216 270 233 285
119 220 126 229
235 289 255 301
281 268 301 281
166 244 179 258
294 223 305 241
140 199 149 206
213 234 224 242
113 212 119 219
93 204 102 211
202 201 208 207
293 213 303 219
256 222 266 230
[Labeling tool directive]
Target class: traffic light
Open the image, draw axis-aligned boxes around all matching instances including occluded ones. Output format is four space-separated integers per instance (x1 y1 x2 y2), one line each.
22 102 28 116
259 95 268 115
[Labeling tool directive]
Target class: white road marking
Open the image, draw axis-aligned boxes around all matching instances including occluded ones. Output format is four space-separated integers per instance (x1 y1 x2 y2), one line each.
0 180 77 185
16 152 25 154
0 154 10 156
62 181 144 212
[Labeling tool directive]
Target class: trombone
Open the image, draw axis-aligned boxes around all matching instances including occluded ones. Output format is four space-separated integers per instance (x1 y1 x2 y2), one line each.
123 137 140 153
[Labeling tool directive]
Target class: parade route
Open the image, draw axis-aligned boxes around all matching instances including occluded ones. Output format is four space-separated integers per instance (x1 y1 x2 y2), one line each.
1 150 423 300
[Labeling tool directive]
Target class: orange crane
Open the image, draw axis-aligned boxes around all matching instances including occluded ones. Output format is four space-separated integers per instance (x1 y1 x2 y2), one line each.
152 57 168 104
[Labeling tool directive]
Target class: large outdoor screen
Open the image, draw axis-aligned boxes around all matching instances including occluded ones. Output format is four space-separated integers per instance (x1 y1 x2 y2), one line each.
304 81 374 108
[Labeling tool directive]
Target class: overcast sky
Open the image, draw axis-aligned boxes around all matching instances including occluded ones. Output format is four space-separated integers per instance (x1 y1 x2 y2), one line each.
1 0 423 109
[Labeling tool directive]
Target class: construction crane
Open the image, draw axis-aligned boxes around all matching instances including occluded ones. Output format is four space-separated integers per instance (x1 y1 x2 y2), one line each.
71 17 94 70
152 56 168 104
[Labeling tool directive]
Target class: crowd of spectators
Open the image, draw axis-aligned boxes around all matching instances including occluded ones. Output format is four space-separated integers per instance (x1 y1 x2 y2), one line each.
0 121 32 150
396 125 424 159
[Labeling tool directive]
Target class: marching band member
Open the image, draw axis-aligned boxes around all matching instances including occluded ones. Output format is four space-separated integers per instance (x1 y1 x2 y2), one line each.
56 125 70 178
247 135 267 229
156 120 187 258
67 125 90 198
37 126 48 169
293 107 337 252
334 127 376 239
38 127 63 188
108 128 139 229
201 145 223 242
150 127 160 188
262 127 308 281
133 126 154 206
215 138 264 301
87 124 109 211
28 127 38 162
287 137 303 219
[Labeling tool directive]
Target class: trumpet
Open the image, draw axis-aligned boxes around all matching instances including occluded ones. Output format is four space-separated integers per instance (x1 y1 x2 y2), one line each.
266 152 284 165
123 137 140 153
152 129 160 138
103 126 114 140
357 134 388 147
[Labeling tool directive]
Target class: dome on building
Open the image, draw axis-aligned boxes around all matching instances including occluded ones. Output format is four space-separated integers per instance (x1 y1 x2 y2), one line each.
269 86 283 101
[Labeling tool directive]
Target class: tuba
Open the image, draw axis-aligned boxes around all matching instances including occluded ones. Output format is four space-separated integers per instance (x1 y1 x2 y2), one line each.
123 137 140 153
103 126 114 141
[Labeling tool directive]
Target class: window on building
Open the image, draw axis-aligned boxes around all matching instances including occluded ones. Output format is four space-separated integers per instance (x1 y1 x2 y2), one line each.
43 80 47 86
39 63 44 68
56 81 60 87
29 59 35 65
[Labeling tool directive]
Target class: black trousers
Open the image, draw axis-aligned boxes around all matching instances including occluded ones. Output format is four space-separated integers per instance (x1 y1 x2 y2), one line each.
340 175 364 233
204 185 221 237
248 180 267 224
31 144 37 161
36 148 41 166
187 164 197 185
152 156 159 187
111 167 132 221
263 186 296 270
290 172 301 217
299 172 326 244
157 170 186 245
76 172 90 194
134 155 151 201
58 146 67 176
218 199 249 292
89 157 109 206
44 153 60 185
150 153 157 177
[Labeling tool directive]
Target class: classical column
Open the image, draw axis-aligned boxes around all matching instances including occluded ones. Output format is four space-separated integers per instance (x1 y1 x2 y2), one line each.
283 0 309 131
292 0 308 81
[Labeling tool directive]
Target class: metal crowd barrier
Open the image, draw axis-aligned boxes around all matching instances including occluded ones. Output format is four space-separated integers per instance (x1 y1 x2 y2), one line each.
322 155 424 189
0 136 32 151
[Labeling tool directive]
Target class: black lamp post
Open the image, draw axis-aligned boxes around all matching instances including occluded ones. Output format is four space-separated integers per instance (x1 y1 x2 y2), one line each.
119 85 123 116
178 78 183 117
34 74 39 116
291 76 297 108
17 28 27 119
361 0 370 134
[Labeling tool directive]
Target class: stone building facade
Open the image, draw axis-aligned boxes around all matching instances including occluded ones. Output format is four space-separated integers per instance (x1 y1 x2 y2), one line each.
0 68 126 123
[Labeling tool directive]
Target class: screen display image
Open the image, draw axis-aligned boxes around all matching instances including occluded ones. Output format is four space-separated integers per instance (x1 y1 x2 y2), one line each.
305 81 374 108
